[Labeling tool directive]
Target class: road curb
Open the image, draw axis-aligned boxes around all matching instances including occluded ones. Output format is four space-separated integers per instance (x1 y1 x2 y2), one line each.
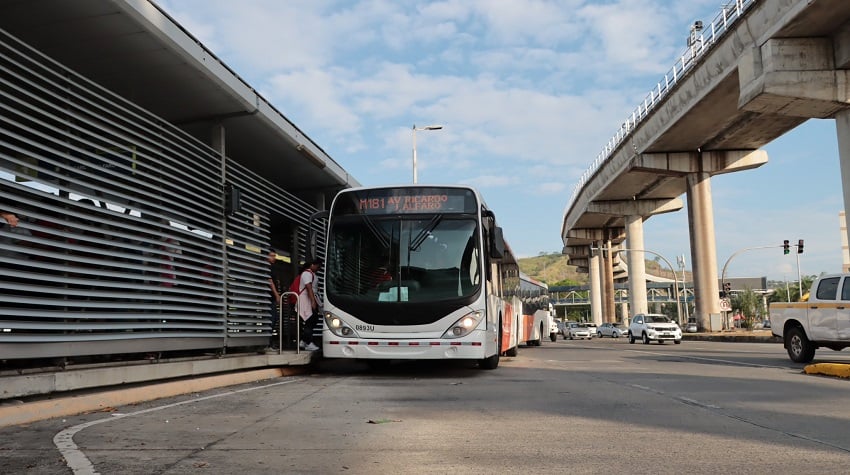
0 366 307 429
804 363 850 379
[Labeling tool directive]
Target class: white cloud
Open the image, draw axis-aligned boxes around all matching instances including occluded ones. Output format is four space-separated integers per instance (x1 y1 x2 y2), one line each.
462 174 520 188
537 182 567 194
265 68 362 138
154 0 833 277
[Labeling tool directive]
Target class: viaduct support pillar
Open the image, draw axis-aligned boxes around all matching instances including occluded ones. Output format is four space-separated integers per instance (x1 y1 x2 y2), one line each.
603 237 615 323
589 244 603 325
837 110 850 246
625 215 648 316
687 171 721 331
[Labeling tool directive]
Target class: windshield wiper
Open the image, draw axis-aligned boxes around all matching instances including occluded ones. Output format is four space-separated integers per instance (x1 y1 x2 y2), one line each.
408 215 443 252
362 215 390 250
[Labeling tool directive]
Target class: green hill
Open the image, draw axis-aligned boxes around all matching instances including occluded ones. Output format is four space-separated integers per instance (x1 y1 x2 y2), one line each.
517 252 690 287
517 253 585 287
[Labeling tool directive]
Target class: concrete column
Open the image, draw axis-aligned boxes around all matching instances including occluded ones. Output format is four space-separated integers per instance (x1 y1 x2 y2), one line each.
625 214 648 316
837 110 850 253
603 238 615 323
687 171 721 331
620 302 629 324
589 243 603 325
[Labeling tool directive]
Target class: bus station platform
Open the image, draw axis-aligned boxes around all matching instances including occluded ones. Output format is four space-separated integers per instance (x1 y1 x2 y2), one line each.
0 349 316 429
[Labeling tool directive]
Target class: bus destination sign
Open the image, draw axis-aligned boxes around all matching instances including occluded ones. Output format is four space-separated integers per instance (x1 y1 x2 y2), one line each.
344 188 476 215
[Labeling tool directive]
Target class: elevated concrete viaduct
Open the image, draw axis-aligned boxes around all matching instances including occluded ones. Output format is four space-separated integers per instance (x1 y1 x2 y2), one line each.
561 0 850 331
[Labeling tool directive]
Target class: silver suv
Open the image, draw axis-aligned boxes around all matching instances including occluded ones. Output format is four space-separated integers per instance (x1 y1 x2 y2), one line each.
628 313 682 344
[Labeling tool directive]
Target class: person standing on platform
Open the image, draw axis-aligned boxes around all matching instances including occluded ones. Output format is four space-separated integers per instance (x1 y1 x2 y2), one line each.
298 258 322 351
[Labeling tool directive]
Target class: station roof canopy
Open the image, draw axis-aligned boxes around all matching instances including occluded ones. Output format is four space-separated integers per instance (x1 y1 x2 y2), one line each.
0 0 359 203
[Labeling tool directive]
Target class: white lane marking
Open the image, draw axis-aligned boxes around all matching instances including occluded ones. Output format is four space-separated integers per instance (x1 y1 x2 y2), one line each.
675 396 721 409
53 378 300 475
627 384 723 409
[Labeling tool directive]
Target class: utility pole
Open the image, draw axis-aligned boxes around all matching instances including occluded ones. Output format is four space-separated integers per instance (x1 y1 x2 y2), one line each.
678 254 690 324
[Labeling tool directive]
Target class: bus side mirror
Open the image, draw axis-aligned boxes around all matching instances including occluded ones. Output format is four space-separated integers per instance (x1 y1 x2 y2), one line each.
307 210 329 261
490 226 505 259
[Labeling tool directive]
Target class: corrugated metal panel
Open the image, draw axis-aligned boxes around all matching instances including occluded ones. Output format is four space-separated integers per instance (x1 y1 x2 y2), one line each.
0 27 323 360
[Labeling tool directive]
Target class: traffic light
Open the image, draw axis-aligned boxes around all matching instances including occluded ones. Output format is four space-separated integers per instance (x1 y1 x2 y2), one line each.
798 239 804 254
783 239 790 255
724 282 731 295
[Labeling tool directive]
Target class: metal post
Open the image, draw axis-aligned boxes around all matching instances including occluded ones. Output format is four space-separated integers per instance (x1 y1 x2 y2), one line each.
796 250 803 297
412 125 418 184
412 124 442 184
679 255 690 325
785 276 790 303
280 291 300 354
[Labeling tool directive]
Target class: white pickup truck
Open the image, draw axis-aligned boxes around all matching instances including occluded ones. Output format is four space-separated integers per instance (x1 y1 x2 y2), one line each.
770 273 850 363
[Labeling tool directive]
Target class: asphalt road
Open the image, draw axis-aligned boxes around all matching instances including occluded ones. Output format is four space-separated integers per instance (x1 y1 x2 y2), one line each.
3 338 850 474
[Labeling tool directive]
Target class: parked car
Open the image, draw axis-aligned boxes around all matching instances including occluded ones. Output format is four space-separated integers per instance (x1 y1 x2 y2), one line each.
684 321 698 333
566 322 591 340
584 323 598 338
555 320 566 336
628 313 682 344
597 322 627 338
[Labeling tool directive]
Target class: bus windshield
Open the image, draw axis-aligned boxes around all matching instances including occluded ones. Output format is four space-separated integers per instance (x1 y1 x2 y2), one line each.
326 214 480 306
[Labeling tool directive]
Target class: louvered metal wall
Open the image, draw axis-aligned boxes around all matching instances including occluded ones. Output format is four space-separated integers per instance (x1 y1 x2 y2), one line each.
0 27 322 360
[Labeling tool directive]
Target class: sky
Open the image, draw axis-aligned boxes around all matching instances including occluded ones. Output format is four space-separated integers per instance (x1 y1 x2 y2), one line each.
155 0 845 283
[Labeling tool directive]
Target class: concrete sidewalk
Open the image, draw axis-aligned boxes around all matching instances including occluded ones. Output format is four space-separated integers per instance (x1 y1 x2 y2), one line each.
682 329 780 343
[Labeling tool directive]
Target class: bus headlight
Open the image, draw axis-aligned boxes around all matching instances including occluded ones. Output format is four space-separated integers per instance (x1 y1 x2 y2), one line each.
324 312 357 338
442 311 482 339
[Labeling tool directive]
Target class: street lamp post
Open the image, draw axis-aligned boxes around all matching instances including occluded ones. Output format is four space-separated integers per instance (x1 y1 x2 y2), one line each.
412 124 443 183
678 254 690 324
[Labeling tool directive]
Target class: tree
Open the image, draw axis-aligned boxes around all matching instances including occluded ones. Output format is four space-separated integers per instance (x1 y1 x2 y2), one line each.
731 288 764 328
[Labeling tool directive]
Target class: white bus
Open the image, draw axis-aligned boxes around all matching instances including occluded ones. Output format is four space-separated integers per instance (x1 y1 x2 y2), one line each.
517 272 555 345
310 185 521 369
